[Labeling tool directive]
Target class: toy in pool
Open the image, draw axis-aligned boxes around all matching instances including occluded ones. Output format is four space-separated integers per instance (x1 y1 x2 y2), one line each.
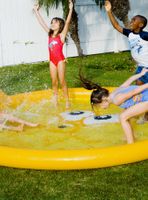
0 88 148 170
60 110 93 121
83 114 119 125
60 111 119 124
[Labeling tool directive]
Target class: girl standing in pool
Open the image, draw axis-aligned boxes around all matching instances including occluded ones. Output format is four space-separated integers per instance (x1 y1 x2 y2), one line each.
80 68 148 144
33 0 73 108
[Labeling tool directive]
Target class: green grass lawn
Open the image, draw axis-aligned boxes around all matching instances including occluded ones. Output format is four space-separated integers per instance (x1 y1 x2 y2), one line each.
0 161 147 200
0 51 133 95
0 51 147 200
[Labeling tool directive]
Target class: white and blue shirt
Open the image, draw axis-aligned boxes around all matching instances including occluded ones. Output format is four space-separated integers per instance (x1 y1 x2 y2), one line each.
123 29 148 68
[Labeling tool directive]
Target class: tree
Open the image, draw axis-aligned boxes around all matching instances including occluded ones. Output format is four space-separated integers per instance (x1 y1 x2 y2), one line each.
37 0 83 56
95 0 130 27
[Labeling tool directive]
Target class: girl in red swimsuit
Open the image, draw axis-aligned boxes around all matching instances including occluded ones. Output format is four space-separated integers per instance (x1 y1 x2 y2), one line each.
33 0 73 108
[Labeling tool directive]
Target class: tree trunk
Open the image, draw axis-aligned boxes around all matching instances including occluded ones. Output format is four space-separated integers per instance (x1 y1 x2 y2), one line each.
63 3 83 56
69 8 83 56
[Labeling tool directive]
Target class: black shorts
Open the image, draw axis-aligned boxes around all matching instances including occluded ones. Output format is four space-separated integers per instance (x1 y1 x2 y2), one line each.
135 66 148 83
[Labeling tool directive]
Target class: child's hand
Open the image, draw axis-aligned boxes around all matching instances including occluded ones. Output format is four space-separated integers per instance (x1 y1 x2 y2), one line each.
141 68 148 76
105 1 112 12
33 4 40 12
69 0 73 10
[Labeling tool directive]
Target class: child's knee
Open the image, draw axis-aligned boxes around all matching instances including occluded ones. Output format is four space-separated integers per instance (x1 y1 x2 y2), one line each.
60 79 66 87
52 79 58 86
119 113 129 122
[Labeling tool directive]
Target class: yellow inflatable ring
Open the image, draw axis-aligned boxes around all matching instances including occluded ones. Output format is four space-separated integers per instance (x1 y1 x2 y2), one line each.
0 88 148 170
0 141 148 170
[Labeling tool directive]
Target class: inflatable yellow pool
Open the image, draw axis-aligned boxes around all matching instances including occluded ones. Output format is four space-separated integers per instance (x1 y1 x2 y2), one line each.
0 88 148 170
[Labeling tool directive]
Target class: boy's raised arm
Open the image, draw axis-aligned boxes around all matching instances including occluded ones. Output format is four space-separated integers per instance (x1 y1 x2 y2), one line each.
105 1 123 33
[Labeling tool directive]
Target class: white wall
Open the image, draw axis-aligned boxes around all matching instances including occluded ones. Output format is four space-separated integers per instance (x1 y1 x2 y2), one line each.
0 0 63 66
0 0 148 67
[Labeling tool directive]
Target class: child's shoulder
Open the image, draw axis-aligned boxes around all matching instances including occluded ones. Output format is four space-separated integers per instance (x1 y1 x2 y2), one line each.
139 31 148 41
122 28 132 37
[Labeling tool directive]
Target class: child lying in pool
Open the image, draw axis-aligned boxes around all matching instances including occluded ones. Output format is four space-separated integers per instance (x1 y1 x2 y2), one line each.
0 112 38 131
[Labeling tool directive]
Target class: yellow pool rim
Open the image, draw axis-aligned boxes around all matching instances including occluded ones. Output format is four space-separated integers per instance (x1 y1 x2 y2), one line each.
0 140 148 170
0 88 148 170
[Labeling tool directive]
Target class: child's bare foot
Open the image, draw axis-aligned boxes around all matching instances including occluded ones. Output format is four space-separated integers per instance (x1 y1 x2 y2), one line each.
50 95 58 107
17 124 24 131
27 123 39 127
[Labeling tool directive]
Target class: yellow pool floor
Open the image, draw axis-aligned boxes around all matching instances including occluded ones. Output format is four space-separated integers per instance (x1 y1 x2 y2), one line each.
0 89 148 150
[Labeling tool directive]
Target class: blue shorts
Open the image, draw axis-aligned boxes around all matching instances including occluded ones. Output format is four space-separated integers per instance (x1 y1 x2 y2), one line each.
135 66 148 83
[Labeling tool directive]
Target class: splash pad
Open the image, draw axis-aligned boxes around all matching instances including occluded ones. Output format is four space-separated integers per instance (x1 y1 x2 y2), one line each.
0 88 148 170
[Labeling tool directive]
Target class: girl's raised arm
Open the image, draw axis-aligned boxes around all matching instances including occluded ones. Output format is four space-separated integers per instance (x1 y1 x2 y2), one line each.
33 4 50 33
60 0 73 42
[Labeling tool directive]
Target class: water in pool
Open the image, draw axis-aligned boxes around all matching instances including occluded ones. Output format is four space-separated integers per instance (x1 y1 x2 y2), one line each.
0 90 147 150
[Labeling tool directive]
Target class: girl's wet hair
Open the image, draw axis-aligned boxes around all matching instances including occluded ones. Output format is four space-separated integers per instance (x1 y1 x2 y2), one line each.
136 15 147 29
48 17 65 36
79 74 109 108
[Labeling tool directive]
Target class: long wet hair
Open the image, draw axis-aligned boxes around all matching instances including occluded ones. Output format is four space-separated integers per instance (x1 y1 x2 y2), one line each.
79 73 109 108
48 17 65 37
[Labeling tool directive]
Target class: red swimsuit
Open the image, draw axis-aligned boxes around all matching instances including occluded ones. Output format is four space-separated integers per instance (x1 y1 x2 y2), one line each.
48 35 65 66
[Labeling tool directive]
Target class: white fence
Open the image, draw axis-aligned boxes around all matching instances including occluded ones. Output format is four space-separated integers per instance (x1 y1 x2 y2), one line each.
0 0 148 67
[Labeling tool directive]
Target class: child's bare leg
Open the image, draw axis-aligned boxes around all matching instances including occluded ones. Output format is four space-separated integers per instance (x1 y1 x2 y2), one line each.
4 114 38 127
22 121 38 127
58 61 70 109
136 79 148 122
50 63 58 107
1 124 24 131
120 102 148 144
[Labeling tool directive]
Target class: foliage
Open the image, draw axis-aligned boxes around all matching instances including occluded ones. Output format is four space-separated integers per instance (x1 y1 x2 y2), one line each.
38 0 69 14
94 0 105 8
